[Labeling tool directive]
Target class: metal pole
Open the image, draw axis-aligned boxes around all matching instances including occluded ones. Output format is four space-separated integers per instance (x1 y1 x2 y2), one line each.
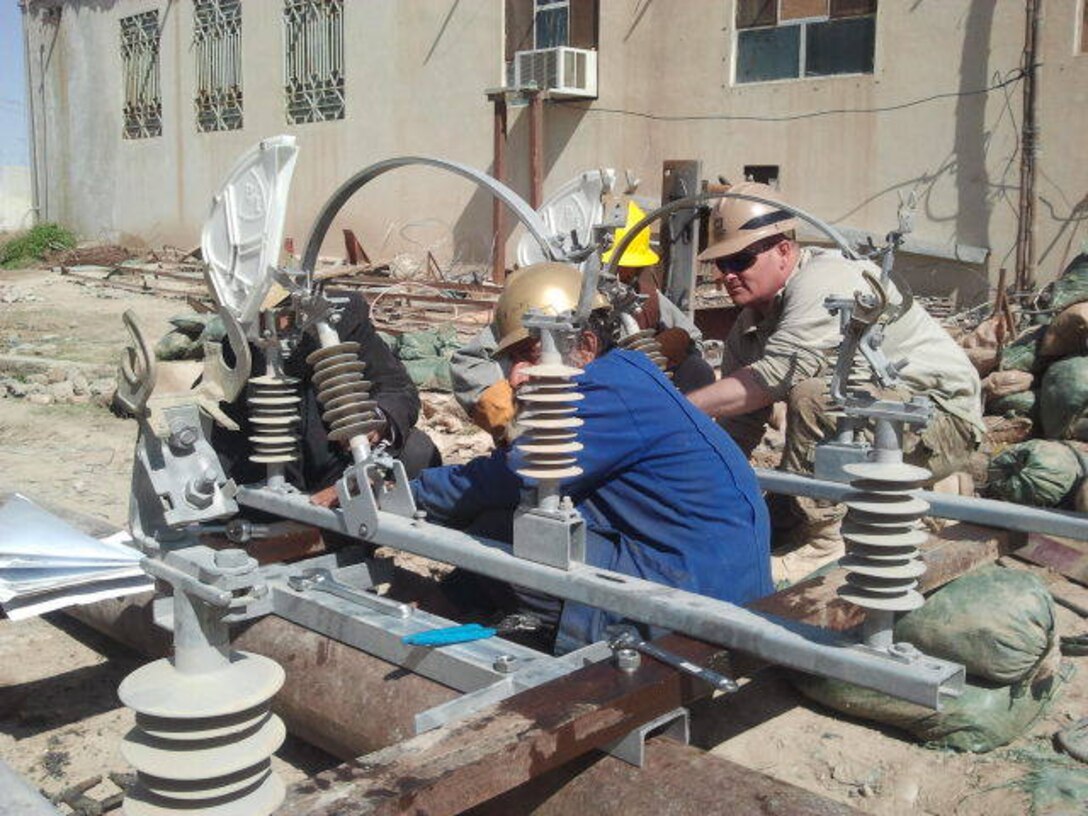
1015 0 1040 291
491 94 508 285
20 2 41 226
528 89 544 210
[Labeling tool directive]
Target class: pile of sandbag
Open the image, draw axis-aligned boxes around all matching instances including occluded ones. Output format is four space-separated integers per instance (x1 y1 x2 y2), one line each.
794 567 1070 752
958 255 1088 510
154 313 225 361
377 326 461 392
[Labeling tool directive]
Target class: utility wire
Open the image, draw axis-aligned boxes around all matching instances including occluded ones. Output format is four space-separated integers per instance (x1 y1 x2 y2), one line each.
554 67 1029 123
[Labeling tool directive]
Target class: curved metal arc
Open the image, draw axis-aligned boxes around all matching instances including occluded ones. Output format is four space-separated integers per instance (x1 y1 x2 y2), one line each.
589 191 862 321
116 309 157 416
301 156 567 282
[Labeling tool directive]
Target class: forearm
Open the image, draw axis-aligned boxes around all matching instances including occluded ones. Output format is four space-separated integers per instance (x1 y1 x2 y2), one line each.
686 367 775 419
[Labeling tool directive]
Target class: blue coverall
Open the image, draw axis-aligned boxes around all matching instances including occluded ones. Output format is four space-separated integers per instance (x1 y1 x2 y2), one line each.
411 349 772 652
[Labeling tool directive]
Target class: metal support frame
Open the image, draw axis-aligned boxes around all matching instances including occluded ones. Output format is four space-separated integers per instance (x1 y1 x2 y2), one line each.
234 485 964 709
602 708 690 768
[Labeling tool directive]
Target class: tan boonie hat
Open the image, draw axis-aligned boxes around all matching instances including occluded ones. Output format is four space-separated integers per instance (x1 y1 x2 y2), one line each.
697 181 798 262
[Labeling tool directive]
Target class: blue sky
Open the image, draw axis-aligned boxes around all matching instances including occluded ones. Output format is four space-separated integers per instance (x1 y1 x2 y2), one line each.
1 0 28 167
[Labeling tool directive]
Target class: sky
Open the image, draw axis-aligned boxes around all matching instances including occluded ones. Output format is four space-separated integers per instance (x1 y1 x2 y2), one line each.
1 0 29 167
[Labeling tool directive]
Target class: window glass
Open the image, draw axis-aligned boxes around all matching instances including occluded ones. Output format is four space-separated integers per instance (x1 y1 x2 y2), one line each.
805 16 875 76
830 0 876 18
736 26 801 83
780 0 828 22
736 0 777 29
535 4 569 48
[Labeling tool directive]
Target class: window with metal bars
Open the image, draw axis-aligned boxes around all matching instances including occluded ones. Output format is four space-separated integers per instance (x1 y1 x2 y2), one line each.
121 10 162 139
194 0 243 132
735 0 877 84
283 0 345 124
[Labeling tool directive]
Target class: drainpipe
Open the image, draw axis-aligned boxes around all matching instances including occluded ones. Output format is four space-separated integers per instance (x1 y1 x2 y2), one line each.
19 1 41 226
528 88 544 210
1015 0 1040 291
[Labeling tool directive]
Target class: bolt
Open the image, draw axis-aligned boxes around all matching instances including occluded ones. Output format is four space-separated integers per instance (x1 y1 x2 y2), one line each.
888 641 920 660
411 510 427 526
357 523 369 538
329 312 342 326
169 425 199 450
614 647 640 673
493 655 516 674
559 496 574 512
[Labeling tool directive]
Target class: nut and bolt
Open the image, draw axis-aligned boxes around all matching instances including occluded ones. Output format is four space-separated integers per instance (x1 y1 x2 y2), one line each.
357 523 369 537
493 655 517 674
169 425 199 450
614 647 641 673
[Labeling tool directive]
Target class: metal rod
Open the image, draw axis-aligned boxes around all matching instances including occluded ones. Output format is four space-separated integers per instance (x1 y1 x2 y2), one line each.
756 468 1088 541
235 486 964 709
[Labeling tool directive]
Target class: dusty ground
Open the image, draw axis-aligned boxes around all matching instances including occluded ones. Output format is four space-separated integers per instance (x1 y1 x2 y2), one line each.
1 267 1086 814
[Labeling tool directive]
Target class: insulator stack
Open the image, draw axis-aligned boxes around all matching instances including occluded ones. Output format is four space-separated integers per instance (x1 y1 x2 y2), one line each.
247 375 301 464
515 362 585 481
306 341 384 443
118 652 286 815
837 461 932 613
618 328 669 373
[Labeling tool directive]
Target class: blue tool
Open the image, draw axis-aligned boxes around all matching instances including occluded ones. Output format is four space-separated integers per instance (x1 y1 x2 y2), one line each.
401 613 542 647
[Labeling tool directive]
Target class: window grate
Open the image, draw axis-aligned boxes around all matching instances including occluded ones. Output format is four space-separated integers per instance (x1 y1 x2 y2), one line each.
283 0 345 124
194 0 243 132
121 11 162 139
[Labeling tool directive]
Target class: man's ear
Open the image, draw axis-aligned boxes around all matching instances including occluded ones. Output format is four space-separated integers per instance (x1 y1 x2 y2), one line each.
578 329 600 361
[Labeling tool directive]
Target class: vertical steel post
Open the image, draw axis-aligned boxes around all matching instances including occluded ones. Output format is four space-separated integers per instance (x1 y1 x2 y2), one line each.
529 89 544 210
491 93 508 285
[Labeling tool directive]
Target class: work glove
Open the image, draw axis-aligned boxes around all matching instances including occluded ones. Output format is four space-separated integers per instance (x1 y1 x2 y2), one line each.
655 327 692 369
471 379 517 445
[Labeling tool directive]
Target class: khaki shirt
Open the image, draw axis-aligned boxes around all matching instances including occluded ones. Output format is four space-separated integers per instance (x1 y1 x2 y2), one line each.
723 247 985 435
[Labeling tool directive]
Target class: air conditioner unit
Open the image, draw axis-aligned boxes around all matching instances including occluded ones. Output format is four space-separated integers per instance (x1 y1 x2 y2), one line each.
512 47 598 99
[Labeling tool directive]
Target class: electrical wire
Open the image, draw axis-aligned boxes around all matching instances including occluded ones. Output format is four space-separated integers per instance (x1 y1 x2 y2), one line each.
554 67 1029 123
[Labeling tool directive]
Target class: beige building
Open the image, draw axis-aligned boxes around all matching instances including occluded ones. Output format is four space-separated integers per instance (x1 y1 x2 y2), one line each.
20 0 1088 301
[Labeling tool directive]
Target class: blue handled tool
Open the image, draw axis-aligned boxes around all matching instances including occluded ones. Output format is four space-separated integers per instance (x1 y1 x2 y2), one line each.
402 623 496 646
401 613 542 647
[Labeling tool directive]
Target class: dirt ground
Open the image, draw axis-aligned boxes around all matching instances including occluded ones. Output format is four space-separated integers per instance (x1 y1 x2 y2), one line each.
1 267 1086 814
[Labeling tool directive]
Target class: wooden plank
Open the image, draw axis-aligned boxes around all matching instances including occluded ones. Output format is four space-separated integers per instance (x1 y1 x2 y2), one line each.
1015 532 1088 586
470 736 860 816
282 634 724 816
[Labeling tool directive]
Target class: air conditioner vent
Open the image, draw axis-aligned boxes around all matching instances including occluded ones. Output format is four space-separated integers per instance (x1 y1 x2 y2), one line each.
512 47 597 99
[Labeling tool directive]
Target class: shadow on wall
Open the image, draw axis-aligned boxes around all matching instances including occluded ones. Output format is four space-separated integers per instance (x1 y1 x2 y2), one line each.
450 101 591 272
953 0 995 250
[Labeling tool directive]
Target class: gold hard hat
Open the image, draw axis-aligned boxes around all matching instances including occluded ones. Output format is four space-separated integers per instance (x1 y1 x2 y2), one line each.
601 201 660 268
697 182 798 262
493 262 609 357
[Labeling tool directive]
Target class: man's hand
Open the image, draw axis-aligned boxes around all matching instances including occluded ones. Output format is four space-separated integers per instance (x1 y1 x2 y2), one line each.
310 485 340 509
509 360 535 391
686 367 775 419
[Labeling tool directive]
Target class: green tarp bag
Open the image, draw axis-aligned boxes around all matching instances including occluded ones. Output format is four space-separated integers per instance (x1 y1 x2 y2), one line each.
1039 355 1088 441
999 325 1046 373
987 389 1037 419
987 439 1083 507
894 567 1055 684
1045 253 1088 313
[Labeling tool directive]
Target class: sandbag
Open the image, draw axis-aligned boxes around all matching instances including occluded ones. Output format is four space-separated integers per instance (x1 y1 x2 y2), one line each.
982 370 1033 403
398 330 440 360
402 357 453 392
1039 303 1088 359
987 440 1083 507
1039 356 1088 440
894 567 1055 684
1046 253 1088 313
794 653 1067 753
169 313 215 337
987 389 1036 418
154 330 202 361
998 325 1045 373
965 346 998 377
983 415 1033 446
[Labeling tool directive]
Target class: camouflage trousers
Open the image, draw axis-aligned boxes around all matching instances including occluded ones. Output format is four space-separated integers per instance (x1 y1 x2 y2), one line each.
722 377 979 544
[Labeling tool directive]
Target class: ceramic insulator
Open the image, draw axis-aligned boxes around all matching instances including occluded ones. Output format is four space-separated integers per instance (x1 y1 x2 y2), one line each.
515 361 585 481
306 341 384 443
617 328 669 373
247 375 301 465
837 460 932 612
118 652 286 815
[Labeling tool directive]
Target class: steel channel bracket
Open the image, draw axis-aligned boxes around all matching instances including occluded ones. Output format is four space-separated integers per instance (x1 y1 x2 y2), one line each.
602 708 690 768
513 505 586 570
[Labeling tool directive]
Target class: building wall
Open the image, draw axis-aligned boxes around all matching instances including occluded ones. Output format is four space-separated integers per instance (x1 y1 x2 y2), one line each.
0 166 33 231
22 0 1088 288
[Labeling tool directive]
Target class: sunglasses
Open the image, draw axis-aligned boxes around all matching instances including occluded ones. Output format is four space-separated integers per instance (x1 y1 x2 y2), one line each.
714 237 784 274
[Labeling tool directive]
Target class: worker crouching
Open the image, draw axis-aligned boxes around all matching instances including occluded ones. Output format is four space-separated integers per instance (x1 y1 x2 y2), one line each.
411 263 772 655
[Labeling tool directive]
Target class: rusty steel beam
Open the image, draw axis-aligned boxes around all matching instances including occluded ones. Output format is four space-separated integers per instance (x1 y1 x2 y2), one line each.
528 90 543 210
281 634 725 816
491 92 508 285
471 736 861 816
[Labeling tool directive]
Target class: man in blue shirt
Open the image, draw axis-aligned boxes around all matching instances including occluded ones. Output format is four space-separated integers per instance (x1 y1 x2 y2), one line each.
411 263 772 653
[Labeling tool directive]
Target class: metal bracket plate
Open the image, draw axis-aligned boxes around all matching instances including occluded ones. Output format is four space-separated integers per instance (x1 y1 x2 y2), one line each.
602 707 690 767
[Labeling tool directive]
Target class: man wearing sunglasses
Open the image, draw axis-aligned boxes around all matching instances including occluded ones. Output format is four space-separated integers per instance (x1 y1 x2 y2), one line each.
686 182 984 584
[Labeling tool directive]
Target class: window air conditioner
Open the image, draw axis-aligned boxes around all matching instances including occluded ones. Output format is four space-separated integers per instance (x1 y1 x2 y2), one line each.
512 47 598 98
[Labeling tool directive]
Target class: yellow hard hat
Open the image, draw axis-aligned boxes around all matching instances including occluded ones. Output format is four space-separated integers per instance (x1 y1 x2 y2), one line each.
601 201 660 268
493 262 609 357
